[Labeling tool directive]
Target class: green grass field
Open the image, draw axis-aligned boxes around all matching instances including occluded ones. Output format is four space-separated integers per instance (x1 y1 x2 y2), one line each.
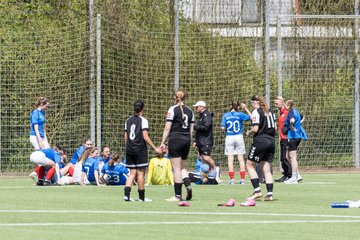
1 173 360 240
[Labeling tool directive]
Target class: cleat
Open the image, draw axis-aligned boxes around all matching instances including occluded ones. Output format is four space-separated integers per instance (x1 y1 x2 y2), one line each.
139 198 152 202
123 196 134 202
43 180 51 186
275 175 287 183
36 179 44 186
229 179 235 185
248 191 262 200
166 195 182 202
178 201 191 207
297 172 303 182
239 179 245 185
264 195 273 201
284 176 298 184
185 186 192 201
29 171 38 183
240 198 256 207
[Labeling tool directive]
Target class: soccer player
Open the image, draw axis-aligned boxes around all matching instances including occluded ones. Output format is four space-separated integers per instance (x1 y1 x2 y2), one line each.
81 147 100 186
189 163 220 185
242 95 276 203
193 100 220 182
221 101 251 185
30 97 50 150
100 153 129 185
98 146 111 173
29 97 50 182
29 145 67 186
160 90 194 202
283 99 308 184
68 138 93 168
274 96 292 182
146 151 174 185
124 100 162 202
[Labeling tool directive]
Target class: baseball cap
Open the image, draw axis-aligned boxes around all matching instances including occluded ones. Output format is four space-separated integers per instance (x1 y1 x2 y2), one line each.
193 101 206 107
274 96 284 101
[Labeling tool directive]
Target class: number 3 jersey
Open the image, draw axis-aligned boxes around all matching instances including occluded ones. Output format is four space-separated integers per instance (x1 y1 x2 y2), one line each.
221 111 250 136
166 104 194 135
124 115 149 155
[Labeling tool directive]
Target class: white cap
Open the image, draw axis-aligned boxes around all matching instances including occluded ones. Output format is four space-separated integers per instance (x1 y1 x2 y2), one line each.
193 101 206 107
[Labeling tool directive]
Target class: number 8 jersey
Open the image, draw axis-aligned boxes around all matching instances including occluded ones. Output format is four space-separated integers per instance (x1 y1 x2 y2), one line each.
124 115 149 155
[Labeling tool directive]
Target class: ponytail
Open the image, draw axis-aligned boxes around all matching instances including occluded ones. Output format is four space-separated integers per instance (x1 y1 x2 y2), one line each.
108 153 120 167
174 90 187 123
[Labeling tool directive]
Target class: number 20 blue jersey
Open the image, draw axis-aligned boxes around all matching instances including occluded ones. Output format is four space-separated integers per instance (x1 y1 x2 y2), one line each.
221 111 250 136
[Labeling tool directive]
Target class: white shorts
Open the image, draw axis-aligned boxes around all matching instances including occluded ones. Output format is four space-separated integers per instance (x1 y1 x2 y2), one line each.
30 151 54 166
225 134 246 155
30 135 50 150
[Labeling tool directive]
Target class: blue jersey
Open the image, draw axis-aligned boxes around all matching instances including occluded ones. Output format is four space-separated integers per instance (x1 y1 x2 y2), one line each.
82 157 99 182
285 109 308 140
70 145 85 164
221 111 250 136
39 148 61 165
194 157 202 173
98 156 110 165
101 163 129 185
30 109 46 137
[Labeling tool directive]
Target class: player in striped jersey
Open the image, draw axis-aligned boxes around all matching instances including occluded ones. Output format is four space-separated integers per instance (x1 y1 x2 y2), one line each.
124 100 162 202
242 95 276 203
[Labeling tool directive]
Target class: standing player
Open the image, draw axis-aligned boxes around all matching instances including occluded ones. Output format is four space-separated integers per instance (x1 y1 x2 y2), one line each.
283 99 307 184
241 95 276 204
124 100 162 202
29 97 50 182
274 96 292 182
30 97 50 150
221 101 251 185
193 100 220 182
160 90 194 202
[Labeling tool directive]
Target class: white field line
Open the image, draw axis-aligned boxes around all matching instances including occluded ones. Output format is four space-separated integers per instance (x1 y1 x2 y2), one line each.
0 210 360 219
1 220 360 227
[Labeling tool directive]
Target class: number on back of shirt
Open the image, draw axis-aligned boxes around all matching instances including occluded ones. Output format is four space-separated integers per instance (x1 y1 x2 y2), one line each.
226 120 240 133
129 124 136 140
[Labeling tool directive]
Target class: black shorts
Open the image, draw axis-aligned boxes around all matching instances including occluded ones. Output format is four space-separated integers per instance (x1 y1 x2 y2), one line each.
168 134 191 160
126 151 148 169
287 138 301 151
197 144 212 156
247 137 275 163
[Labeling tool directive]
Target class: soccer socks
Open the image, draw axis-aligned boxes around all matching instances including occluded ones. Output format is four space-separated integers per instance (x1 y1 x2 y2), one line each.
229 171 234 180
174 183 182 198
68 166 74 176
240 171 246 180
45 167 55 181
38 166 46 180
266 183 273 194
124 186 131 201
250 178 260 191
138 189 145 201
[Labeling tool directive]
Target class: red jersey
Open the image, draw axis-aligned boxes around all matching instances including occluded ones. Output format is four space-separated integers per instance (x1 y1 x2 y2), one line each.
278 106 288 142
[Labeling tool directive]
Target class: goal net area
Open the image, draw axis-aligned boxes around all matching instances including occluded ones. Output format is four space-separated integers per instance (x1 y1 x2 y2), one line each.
0 1 359 172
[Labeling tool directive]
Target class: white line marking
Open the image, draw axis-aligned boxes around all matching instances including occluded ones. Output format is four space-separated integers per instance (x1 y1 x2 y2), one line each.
1 220 360 227
0 210 359 219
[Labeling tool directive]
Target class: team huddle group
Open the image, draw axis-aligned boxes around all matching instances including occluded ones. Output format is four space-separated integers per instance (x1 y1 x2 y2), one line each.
28 90 307 204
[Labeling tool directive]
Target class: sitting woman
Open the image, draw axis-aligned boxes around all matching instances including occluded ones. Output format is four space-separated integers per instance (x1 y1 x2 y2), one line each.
100 153 129 186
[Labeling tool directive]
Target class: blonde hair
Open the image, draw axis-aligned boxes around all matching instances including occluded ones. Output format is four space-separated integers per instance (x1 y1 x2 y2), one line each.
79 147 97 164
174 90 187 122
252 95 269 113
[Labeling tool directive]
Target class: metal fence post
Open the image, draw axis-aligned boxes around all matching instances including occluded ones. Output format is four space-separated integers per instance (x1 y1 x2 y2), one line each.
89 0 96 143
355 0 360 167
174 0 180 91
96 14 102 149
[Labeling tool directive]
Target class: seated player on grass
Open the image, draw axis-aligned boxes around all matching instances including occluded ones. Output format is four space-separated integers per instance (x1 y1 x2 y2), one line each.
146 150 174 186
99 153 129 185
189 163 220 185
